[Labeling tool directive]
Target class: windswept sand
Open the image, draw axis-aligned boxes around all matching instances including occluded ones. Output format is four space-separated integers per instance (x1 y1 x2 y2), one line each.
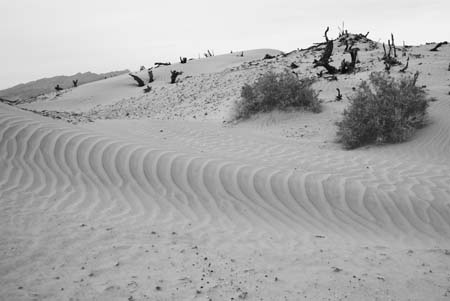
2 44 450 300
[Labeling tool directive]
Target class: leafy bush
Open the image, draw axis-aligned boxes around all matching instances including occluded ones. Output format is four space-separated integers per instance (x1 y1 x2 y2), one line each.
234 71 320 119
337 71 431 149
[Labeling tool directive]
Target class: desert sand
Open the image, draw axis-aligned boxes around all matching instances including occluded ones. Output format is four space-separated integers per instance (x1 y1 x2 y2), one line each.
1 39 450 300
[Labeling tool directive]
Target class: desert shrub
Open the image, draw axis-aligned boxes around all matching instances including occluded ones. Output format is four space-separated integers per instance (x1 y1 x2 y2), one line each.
337 71 431 149
234 71 320 119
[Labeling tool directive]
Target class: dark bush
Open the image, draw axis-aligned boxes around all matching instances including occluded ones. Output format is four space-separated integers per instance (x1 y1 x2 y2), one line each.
337 71 431 149
234 71 320 119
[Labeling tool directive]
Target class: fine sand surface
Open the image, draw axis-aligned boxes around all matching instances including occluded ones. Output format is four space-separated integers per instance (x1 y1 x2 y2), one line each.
2 44 450 300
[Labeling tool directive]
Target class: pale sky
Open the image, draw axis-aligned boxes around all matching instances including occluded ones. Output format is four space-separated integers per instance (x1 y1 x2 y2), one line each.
1 0 449 89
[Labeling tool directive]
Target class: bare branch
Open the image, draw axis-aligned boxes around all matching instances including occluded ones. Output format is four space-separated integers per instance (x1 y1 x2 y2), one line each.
399 57 409 73
336 88 342 101
324 26 330 42
391 33 397 57
170 70 183 84
430 41 448 51
154 62 171 67
129 74 145 87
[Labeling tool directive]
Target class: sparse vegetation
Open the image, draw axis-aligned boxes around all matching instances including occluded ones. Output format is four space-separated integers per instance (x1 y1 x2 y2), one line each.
233 71 321 119
263 54 276 60
170 70 183 84
337 71 431 149
382 34 401 71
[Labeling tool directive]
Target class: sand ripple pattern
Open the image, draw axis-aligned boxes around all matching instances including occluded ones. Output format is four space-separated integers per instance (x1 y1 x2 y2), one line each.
1 105 450 245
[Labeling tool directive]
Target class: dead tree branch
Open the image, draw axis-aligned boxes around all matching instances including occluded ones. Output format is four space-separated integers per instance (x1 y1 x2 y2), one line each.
154 62 171 68
411 71 419 86
148 68 154 83
263 54 275 60
143 85 152 93
170 70 183 84
340 47 359 74
391 33 397 57
324 26 330 42
129 74 145 87
204 50 214 57
313 40 337 74
387 40 392 57
382 36 401 71
399 57 409 73
336 88 342 101
344 40 350 52
430 41 448 51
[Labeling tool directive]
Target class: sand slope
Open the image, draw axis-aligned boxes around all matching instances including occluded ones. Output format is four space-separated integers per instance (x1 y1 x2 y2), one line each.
20 49 281 115
2 98 450 299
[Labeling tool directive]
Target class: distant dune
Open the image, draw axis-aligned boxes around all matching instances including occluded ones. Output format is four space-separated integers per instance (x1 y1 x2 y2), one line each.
0 70 129 103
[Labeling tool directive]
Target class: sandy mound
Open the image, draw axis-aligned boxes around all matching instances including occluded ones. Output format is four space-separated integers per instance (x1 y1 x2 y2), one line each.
20 49 281 115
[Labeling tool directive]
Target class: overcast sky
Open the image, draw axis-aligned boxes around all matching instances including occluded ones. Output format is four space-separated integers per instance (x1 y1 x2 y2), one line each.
1 0 449 89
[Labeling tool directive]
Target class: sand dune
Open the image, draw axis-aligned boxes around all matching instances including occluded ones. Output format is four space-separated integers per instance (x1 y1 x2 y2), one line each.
2 97 450 299
2 41 450 300
20 49 281 114
2 103 449 244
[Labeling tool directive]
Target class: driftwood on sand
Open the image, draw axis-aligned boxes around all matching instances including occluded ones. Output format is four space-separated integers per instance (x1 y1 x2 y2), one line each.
155 62 171 68
430 41 448 52
129 74 145 87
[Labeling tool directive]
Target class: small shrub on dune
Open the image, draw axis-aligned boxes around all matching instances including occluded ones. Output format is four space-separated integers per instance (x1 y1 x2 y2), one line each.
337 71 431 149
234 71 321 119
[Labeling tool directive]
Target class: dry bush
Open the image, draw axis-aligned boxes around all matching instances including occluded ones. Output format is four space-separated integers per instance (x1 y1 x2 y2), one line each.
234 71 320 119
337 71 431 149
